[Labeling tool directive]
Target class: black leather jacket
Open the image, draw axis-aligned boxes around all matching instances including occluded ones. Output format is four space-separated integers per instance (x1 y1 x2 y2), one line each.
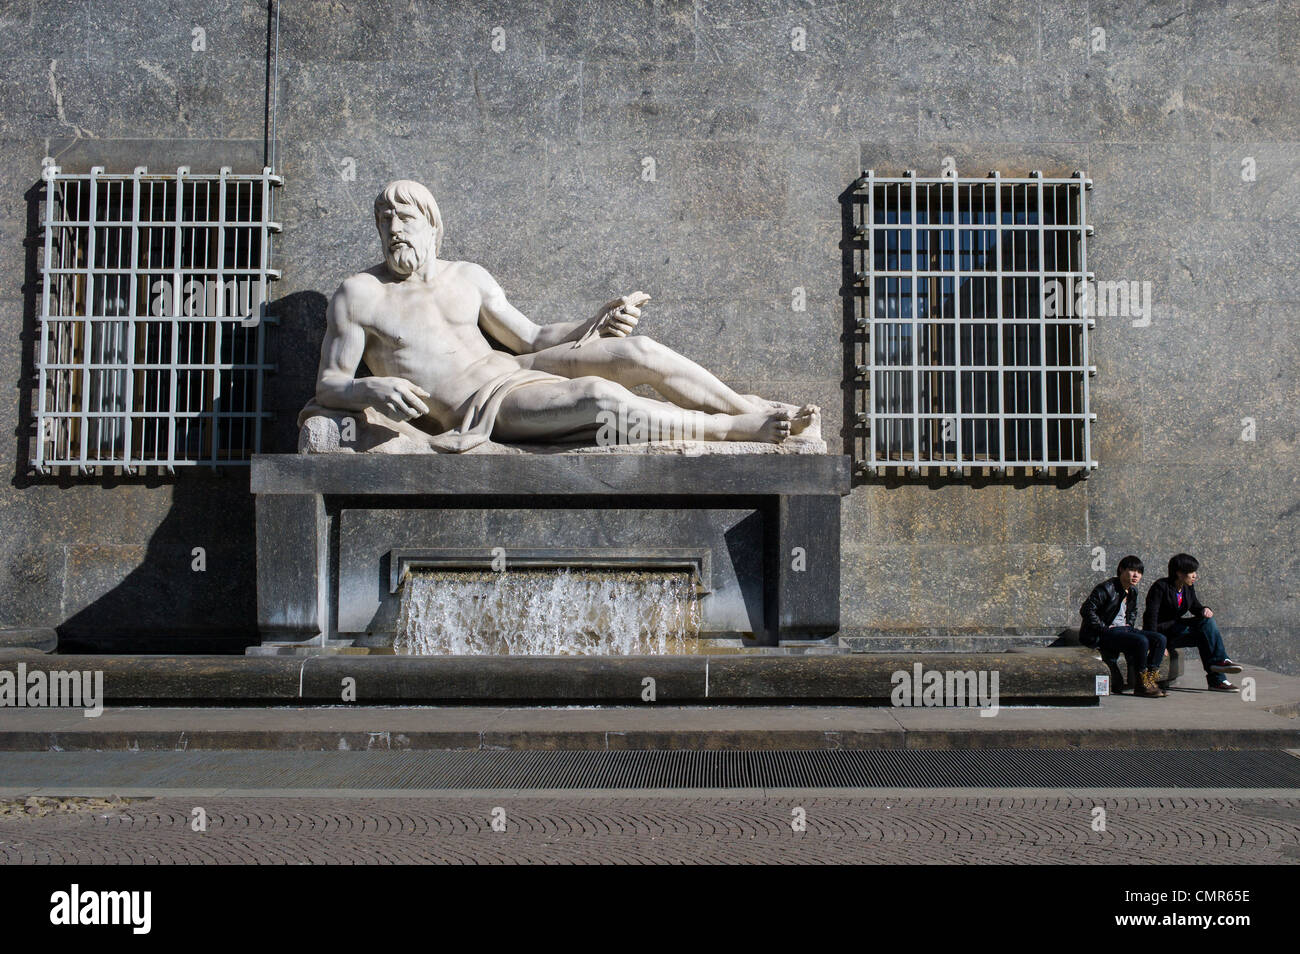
1079 577 1138 645
1143 577 1207 635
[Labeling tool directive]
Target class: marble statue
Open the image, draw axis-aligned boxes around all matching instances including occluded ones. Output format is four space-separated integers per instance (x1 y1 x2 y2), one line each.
299 179 821 453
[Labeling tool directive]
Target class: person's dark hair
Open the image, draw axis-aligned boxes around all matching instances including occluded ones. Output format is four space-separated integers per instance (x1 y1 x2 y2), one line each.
1117 555 1144 575
1169 553 1199 578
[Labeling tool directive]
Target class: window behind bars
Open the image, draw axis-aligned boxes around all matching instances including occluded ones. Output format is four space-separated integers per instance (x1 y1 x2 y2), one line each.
852 170 1096 477
34 164 282 473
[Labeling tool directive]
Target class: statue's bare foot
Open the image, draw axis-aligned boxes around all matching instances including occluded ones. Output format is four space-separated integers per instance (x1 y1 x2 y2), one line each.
789 404 820 436
727 408 793 443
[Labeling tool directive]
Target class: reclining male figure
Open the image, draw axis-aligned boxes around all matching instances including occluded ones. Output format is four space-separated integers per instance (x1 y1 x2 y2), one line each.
310 179 819 449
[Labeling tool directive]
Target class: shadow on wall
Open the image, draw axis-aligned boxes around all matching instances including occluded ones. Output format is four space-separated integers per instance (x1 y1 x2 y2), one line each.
263 290 331 452
55 476 259 653
12 175 330 650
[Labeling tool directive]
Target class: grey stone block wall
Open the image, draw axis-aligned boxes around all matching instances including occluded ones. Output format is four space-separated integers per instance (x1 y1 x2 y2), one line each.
0 1 1295 670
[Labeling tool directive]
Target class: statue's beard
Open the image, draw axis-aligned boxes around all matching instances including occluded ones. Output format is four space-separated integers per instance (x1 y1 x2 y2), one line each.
386 242 425 277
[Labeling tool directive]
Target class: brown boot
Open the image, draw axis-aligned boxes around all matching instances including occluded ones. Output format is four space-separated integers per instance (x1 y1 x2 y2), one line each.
1136 670 1166 698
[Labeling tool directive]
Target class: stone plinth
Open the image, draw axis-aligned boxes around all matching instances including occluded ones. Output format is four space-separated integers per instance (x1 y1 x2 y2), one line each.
251 453 851 650
7 649 1111 707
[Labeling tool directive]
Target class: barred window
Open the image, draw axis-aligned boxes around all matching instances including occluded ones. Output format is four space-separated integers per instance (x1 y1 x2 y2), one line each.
34 164 282 473
851 170 1096 477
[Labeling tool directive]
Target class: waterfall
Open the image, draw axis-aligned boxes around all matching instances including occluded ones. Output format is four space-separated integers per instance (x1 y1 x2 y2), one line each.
394 568 702 655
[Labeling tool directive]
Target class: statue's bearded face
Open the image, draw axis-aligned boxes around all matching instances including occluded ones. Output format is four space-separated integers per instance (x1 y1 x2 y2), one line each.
378 201 436 278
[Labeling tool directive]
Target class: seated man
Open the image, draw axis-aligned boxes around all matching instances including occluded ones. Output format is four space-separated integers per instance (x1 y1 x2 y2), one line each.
1079 555 1167 697
306 179 819 452
1143 553 1241 692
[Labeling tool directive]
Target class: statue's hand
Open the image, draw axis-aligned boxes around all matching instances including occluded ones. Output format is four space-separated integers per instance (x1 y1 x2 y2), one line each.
592 291 649 338
354 376 431 421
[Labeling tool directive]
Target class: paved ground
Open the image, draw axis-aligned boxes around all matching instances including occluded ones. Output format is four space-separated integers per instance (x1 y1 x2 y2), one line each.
1 663 1295 863
2 659 1297 752
1 794 1297 864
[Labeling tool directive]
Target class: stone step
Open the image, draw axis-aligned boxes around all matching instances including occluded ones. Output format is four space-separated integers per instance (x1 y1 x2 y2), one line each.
0 629 58 653
839 633 1060 653
1 648 1103 706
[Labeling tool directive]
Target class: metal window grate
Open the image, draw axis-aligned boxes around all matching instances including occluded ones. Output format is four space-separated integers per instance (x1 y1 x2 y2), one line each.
33 164 282 474
851 170 1096 477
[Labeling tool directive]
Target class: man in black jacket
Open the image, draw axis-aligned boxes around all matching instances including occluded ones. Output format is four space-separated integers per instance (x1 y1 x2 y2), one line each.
1080 555 1167 697
1143 553 1241 692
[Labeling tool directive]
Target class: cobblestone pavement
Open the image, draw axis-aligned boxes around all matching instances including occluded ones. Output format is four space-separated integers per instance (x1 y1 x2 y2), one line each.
2 795 1298 863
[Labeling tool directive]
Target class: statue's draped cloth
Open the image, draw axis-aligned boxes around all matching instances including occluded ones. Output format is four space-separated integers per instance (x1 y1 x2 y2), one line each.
297 368 565 453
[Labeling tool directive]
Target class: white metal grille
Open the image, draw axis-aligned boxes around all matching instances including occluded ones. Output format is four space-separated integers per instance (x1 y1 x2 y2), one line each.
852 170 1096 476
34 164 282 473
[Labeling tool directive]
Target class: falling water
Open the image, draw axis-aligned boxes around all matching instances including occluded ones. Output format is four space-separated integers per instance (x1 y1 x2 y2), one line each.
393 568 702 655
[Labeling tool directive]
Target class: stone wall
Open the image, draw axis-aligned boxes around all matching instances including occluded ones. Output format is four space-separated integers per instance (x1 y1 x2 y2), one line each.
0 1 1295 670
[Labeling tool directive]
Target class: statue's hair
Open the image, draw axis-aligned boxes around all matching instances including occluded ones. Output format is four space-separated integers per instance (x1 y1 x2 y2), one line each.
374 179 443 254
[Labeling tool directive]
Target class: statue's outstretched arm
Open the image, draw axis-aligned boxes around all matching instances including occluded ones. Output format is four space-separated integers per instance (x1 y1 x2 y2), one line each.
474 264 588 353
475 264 647 353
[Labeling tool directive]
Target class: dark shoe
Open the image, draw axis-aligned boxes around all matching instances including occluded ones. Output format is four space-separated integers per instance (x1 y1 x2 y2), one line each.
1135 671 1165 698
1151 670 1168 697
1210 659 1242 674
1207 679 1237 692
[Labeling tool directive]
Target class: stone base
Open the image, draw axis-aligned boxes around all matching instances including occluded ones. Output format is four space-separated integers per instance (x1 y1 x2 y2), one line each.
839 629 1064 653
0 628 57 654
246 639 363 656
252 453 852 646
8 648 1108 706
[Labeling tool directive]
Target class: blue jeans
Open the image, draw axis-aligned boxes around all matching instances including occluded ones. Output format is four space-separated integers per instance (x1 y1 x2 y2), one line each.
1166 616 1229 679
1098 626 1167 675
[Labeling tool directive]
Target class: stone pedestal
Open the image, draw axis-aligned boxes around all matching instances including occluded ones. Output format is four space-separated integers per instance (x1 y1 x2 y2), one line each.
250 453 852 650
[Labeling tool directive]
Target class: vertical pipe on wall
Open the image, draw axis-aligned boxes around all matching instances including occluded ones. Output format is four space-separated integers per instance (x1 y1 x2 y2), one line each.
264 1 281 175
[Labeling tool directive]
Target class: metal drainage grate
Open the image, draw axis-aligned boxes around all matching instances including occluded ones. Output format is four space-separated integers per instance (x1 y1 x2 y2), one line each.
1 749 1299 791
